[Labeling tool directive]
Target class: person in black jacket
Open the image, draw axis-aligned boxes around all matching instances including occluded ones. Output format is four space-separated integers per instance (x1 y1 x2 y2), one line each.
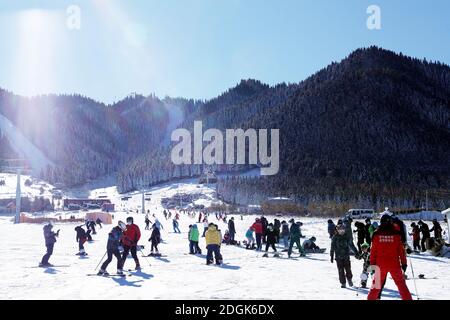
98 222 125 275
75 225 88 256
354 221 367 254
96 218 103 229
418 220 431 252
148 224 161 256
364 218 372 245
260 216 268 244
40 223 59 267
327 220 336 239
273 219 281 243
429 219 443 240
228 217 236 243
263 224 278 257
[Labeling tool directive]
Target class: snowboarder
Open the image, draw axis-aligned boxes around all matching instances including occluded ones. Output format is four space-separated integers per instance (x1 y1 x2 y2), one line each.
75 225 88 256
327 219 336 239
121 217 141 270
148 224 161 255
263 223 278 257
287 219 306 258
205 223 223 265
302 236 321 253
367 214 412 300
245 227 256 250
188 224 202 254
228 217 236 243
40 223 59 267
251 218 263 251
281 220 290 250
173 218 181 233
98 221 126 276
89 220 97 235
418 220 431 252
409 222 421 252
357 242 371 288
429 219 443 240
330 224 358 288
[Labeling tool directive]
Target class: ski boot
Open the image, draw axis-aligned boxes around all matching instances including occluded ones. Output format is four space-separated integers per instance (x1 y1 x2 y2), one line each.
341 284 346 288
39 262 54 268
135 264 142 271
206 259 213 265
97 269 109 276
347 280 354 287
361 282 367 289
262 253 269 258
273 253 280 258
216 260 223 266
117 269 124 275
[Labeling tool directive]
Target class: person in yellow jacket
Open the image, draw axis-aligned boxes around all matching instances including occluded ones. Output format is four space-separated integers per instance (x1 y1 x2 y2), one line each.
205 223 223 265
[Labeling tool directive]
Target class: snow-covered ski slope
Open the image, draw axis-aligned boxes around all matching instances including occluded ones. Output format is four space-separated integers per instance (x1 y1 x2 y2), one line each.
0 178 449 300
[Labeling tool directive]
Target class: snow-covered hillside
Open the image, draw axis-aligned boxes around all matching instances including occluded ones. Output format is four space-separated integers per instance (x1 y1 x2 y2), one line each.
0 173 54 201
0 178 448 300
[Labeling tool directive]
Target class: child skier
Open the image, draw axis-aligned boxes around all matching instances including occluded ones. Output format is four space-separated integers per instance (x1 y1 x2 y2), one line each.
245 227 256 250
330 224 358 288
357 242 371 288
148 224 161 256
98 221 126 276
302 236 322 253
188 224 202 254
410 222 421 252
40 223 59 267
75 225 88 256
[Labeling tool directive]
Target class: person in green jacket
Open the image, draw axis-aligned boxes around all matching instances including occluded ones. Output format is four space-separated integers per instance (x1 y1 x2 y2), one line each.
368 221 379 238
330 224 359 288
188 224 202 254
288 219 306 258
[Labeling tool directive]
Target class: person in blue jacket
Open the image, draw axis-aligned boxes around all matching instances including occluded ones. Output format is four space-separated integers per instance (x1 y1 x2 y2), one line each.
98 221 126 276
40 223 59 267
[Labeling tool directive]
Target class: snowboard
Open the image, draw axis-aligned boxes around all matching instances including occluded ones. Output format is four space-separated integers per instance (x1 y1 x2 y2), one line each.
76 252 88 256
87 273 128 277
262 253 283 258
147 253 167 257
304 248 326 254
31 264 70 268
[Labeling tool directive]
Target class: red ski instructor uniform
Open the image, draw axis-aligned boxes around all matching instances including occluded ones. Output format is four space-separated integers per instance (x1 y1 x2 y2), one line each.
367 223 412 300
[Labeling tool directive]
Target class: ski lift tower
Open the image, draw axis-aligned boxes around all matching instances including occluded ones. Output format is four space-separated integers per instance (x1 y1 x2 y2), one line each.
0 159 31 224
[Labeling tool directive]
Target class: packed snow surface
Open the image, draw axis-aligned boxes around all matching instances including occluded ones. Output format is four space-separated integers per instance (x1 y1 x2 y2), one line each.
0 178 449 300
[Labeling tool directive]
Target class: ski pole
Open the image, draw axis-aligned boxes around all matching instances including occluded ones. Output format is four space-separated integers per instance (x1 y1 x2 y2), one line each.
408 254 420 300
138 246 152 267
94 251 108 271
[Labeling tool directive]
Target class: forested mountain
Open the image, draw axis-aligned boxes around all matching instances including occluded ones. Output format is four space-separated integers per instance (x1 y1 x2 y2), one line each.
1 46 449 212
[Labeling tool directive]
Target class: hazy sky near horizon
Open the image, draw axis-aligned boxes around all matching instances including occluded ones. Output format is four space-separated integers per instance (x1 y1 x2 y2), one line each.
0 0 449 104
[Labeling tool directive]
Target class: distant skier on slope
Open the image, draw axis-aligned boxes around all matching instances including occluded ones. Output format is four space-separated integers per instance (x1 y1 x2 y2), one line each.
40 222 59 267
121 217 141 270
173 218 181 233
228 217 236 243
330 224 358 288
96 218 103 229
98 221 126 276
148 223 161 256
75 225 88 256
367 214 412 300
145 215 151 230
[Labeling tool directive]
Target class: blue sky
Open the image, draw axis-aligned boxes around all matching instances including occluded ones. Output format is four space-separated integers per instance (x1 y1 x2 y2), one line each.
0 0 449 104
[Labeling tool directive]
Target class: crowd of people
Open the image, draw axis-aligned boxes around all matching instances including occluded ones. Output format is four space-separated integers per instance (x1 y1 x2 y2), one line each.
38 208 448 299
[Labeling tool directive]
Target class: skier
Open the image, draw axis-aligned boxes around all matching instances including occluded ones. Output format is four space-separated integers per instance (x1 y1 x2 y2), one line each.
273 219 281 243
409 222 421 252
173 218 181 233
86 227 93 242
343 217 356 252
198 212 203 223
287 219 306 258
175 212 180 220
367 214 412 300
302 236 322 253
260 215 268 244
163 210 168 220
96 218 103 229
148 223 161 256
202 217 209 237
40 222 59 267
75 225 88 256
205 223 223 265
330 224 358 288
145 215 151 230
251 218 263 251
354 221 367 254
154 217 164 242
228 217 236 243
418 220 431 252
245 227 256 250
280 220 290 251
121 217 142 270
263 223 278 257
188 224 202 254
89 220 97 235
98 221 126 276
357 242 371 288
429 219 443 240
327 219 336 239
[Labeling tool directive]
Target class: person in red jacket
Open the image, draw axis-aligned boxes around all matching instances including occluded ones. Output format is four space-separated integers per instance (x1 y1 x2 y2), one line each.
367 214 412 300
251 218 263 251
121 216 142 270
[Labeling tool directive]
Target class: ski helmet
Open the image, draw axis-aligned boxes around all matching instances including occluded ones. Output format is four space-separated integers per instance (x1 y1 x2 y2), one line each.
126 216 134 224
